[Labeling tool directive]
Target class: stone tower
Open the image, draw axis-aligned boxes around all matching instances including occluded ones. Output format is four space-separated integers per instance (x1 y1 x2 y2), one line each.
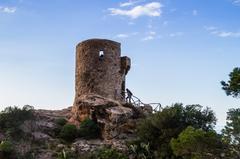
73 39 131 105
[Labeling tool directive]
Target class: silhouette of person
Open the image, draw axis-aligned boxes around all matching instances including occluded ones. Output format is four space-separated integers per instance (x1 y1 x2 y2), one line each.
126 88 133 103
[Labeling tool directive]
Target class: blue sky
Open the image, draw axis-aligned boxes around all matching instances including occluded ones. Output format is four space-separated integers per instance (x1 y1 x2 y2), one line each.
0 0 240 128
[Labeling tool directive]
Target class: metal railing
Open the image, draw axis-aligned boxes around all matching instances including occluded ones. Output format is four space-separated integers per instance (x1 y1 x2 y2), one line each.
124 92 162 112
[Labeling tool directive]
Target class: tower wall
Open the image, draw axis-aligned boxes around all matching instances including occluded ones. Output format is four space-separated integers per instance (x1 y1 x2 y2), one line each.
74 39 129 103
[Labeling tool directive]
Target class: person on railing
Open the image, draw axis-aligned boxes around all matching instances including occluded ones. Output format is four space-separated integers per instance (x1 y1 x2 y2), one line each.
126 88 133 103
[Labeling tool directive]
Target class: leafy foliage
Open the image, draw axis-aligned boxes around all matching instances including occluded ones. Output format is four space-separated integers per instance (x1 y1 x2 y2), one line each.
171 126 226 159
0 140 13 154
54 118 68 136
221 67 240 98
57 149 77 159
129 142 153 159
223 108 240 144
0 105 34 138
90 147 128 159
59 124 78 142
78 118 100 139
56 118 68 126
222 108 240 158
136 103 216 158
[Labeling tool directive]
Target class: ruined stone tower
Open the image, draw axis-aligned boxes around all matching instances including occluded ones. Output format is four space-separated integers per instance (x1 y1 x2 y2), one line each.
70 39 152 133
74 39 131 105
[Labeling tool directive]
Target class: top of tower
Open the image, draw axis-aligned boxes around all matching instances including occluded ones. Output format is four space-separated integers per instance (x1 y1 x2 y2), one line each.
76 38 120 48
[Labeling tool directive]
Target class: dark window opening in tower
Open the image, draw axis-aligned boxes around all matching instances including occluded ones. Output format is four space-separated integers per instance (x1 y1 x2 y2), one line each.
99 51 104 61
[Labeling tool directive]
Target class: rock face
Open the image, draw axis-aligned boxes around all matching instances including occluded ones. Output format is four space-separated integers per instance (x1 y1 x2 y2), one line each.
70 94 152 140
14 104 151 159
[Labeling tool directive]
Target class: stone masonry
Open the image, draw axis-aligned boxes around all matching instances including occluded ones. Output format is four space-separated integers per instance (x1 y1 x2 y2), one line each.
74 39 131 103
71 39 131 123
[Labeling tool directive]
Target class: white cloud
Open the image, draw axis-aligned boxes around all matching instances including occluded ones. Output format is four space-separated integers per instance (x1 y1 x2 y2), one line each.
142 35 154 41
205 26 240 38
120 1 135 7
169 32 184 37
232 0 240 5
149 31 156 35
115 34 129 38
109 2 162 19
142 31 157 41
0 6 16 13
216 31 240 38
128 21 135 25
192 9 198 16
115 32 139 39
120 0 139 7
204 26 217 31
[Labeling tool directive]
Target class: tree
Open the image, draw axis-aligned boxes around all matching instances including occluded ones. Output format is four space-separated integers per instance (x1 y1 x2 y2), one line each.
221 67 240 98
136 103 216 158
222 108 240 158
0 105 34 139
171 126 227 159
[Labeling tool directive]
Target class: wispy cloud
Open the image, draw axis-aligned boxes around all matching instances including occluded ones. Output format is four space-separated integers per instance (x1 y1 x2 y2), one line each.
169 32 184 37
192 9 198 16
115 34 129 38
204 26 217 31
162 21 168 26
120 0 142 7
216 31 240 37
115 32 138 39
205 26 240 38
108 2 162 19
0 6 17 13
142 31 157 41
232 0 240 5
142 36 154 41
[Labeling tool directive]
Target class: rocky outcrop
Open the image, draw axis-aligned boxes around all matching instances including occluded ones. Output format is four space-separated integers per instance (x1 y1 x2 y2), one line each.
12 96 152 158
70 94 152 140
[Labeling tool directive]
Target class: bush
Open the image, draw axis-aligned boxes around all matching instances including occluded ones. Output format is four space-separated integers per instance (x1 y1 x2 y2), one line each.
56 118 67 126
0 140 14 157
171 126 227 159
0 105 34 138
78 118 100 139
136 103 216 158
59 124 77 142
129 141 153 159
54 118 68 136
57 149 77 159
90 147 127 159
0 140 13 153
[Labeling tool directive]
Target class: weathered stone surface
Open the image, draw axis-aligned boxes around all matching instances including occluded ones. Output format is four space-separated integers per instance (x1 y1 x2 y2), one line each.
70 94 150 140
73 39 131 105
73 139 128 153
70 94 121 124
35 150 54 159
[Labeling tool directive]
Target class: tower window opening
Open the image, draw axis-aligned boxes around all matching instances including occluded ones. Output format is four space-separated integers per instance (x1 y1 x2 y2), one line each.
99 51 104 60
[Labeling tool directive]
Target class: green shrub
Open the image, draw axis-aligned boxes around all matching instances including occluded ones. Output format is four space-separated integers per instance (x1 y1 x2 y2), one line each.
171 126 226 159
0 140 13 153
54 118 68 136
91 147 127 159
136 103 216 158
129 141 153 159
0 140 14 156
0 105 34 138
56 118 67 126
57 149 77 159
59 124 77 142
78 118 100 139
